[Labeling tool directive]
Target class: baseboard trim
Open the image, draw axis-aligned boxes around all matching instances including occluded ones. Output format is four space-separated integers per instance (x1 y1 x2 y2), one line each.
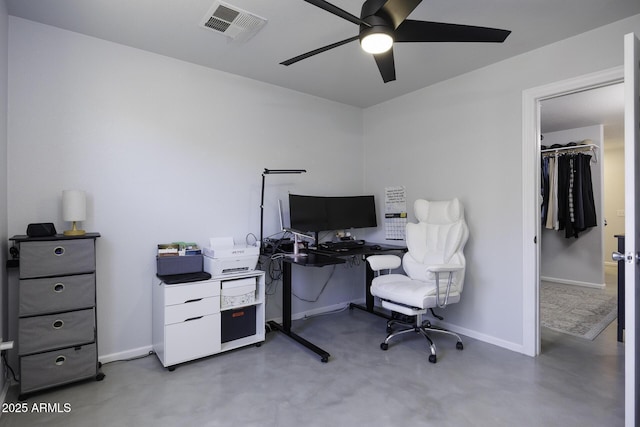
540 276 605 289
102 303 358 364
101 298 530 366
289 300 529 355
428 319 525 354
99 345 154 365
266 301 354 325
366 301 527 355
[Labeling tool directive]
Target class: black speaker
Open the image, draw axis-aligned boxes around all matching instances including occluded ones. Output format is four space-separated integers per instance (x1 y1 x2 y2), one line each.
26 223 57 237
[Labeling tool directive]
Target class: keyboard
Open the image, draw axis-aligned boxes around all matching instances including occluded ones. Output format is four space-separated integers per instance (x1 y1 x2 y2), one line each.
318 240 365 251
157 271 212 284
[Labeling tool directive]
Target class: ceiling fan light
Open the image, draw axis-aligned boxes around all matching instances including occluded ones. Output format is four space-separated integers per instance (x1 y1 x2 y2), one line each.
361 33 393 54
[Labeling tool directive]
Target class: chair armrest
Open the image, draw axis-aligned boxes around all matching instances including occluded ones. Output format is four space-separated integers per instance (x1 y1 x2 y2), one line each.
426 264 464 274
426 264 463 308
366 255 401 271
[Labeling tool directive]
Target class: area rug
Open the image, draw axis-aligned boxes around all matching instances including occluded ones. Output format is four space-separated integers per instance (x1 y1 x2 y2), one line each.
540 282 617 340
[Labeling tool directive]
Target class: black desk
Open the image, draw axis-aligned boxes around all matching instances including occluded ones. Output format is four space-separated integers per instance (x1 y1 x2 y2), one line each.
267 244 405 362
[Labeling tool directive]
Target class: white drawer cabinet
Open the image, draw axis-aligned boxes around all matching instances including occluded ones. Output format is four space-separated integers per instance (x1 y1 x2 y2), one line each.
164 316 221 366
152 270 265 370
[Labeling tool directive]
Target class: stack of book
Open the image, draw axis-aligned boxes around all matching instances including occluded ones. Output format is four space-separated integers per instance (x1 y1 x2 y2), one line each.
157 242 201 256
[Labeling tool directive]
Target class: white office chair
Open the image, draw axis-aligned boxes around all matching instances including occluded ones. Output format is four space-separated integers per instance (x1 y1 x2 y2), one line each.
367 198 469 363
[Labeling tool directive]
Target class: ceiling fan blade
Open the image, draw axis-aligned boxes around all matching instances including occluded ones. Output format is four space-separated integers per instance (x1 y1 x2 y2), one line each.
303 0 370 27
280 36 360 66
379 0 422 29
373 48 396 83
394 20 511 43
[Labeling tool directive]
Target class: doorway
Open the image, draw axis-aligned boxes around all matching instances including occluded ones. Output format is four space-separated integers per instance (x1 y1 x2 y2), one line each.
521 66 624 356
538 83 624 347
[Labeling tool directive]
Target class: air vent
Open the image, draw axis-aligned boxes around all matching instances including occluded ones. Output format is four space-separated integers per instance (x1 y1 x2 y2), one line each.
200 1 267 42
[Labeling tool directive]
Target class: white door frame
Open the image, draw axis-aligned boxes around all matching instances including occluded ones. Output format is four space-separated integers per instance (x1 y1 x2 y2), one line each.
521 66 624 356
623 32 639 427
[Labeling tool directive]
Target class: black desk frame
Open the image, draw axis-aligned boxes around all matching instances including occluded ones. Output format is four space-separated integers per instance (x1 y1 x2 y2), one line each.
266 244 406 362
348 260 387 316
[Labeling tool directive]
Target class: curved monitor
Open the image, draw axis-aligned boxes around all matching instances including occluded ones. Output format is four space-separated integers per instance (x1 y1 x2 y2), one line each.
289 194 377 233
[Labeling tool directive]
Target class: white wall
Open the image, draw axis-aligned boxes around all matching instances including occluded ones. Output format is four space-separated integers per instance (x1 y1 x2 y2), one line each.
540 126 604 287
604 143 625 264
363 14 640 350
7 17 364 361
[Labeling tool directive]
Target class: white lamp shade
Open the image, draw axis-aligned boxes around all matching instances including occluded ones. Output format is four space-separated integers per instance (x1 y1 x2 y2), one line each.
62 190 86 222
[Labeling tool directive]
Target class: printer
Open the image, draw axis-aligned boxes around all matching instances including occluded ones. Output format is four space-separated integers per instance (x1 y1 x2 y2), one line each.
203 236 259 276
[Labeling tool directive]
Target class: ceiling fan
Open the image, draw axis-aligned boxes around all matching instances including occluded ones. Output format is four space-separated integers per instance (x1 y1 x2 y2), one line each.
281 0 511 83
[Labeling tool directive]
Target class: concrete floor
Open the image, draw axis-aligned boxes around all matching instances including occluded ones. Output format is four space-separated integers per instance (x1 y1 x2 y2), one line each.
0 302 624 427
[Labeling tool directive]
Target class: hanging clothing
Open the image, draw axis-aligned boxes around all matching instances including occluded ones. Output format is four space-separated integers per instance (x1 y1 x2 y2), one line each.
541 156 549 224
544 155 558 230
541 151 597 238
556 154 570 232
571 153 597 235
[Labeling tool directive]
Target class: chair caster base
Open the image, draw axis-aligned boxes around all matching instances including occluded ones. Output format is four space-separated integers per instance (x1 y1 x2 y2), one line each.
429 354 437 363
380 342 389 351
456 341 464 350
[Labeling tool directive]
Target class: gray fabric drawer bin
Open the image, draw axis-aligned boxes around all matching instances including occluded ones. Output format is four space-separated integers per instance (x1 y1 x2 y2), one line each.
19 309 95 355
19 239 95 279
20 343 97 394
19 273 96 316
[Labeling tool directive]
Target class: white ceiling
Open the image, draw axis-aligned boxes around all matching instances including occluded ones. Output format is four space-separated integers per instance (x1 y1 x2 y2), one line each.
6 0 640 108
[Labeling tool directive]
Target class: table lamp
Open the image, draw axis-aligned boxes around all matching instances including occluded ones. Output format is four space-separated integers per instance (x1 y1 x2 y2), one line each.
62 190 86 236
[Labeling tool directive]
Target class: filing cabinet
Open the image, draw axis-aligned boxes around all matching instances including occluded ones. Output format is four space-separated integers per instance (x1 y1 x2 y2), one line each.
10 233 103 399
152 278 222 368
152 270 265 370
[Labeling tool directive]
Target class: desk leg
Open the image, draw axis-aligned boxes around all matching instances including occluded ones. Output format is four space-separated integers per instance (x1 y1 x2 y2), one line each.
283 261 292 332
349 257 392 320
267 261 331 363
365 262 375 311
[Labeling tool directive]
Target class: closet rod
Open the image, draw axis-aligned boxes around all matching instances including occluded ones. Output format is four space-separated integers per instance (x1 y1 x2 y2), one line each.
541 143 599 163
540 143 598 154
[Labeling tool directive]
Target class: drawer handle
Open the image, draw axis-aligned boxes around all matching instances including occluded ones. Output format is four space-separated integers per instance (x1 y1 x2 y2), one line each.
184 298 203 304
53 283 65 293
184 316 203 322
55 356 66 366
53 246 65 256
52 319 64 329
